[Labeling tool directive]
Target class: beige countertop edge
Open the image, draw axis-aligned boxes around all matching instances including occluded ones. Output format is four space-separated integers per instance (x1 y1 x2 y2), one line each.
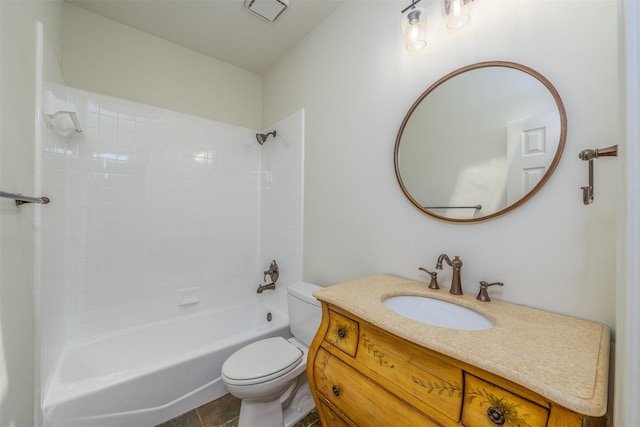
312 274 610 417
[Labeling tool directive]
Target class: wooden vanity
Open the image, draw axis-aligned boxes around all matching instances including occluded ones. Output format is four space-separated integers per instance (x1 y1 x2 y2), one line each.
307 275 610 426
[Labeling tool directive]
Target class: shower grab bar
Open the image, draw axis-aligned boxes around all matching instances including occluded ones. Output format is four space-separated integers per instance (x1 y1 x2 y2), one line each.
423 205 482 210
0 191 50 206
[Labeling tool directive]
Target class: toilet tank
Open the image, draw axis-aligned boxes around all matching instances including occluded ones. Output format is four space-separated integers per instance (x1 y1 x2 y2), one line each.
287 282 322 347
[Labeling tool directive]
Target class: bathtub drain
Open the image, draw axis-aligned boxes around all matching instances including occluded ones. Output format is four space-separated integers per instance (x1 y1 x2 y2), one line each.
267 312 272 322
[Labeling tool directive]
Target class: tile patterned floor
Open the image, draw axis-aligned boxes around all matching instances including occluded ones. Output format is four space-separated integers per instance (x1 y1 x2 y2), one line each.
156 393 321 427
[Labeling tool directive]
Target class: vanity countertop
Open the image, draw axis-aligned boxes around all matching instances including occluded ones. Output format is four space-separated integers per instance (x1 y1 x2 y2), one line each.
312 274 610 417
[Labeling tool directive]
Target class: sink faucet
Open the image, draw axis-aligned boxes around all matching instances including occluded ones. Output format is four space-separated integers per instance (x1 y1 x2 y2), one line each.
257 260 279 293
435 254 463 295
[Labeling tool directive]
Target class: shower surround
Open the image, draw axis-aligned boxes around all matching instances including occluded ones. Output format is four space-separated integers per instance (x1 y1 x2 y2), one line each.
39 86 304 423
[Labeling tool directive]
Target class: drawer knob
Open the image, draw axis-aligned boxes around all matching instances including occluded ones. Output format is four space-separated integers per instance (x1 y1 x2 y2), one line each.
337 328 346 338
487 406 505 425
332 385 340 396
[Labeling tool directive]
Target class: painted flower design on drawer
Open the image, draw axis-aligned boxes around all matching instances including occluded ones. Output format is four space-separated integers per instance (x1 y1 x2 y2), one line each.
466 387 534 427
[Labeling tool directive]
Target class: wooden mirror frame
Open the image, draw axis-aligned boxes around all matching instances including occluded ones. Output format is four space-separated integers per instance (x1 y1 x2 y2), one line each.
394 61 567 223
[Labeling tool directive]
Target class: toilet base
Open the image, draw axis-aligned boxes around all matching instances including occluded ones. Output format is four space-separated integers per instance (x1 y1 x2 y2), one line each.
282 382 315 427
238 399 284 427
237 378 315 427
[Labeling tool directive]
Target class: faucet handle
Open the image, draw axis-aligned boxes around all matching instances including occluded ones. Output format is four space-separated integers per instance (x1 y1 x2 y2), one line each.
263 260 279 283
419 267 439 290
477 281 504 302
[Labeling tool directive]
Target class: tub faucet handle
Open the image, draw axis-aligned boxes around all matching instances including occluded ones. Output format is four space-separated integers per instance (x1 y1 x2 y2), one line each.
263 260 279 284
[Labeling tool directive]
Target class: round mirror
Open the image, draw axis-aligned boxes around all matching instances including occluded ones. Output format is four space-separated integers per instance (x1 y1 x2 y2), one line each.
394 61 567 223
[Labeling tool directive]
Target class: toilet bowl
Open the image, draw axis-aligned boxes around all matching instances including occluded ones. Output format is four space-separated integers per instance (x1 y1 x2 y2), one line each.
221 282 321 427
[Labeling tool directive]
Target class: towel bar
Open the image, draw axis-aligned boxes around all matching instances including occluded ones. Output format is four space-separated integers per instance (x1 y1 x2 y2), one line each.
0 191 50 206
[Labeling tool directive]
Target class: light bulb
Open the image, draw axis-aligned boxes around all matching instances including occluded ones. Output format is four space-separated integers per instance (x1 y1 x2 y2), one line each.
402 6 427 51
444 0 470 29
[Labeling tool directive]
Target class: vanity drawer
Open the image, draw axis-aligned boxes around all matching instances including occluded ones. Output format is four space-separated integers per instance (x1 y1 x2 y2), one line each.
354 323 463 422
316 401 354 427
324 309 359 357
461 373 549 427
313 347 440 426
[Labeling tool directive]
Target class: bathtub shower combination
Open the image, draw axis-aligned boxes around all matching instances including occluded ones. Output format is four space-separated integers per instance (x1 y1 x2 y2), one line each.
43 301 289 427
38 85 305 426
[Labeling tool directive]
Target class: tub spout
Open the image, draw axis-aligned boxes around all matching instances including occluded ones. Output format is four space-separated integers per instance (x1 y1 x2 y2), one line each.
257 282 276 293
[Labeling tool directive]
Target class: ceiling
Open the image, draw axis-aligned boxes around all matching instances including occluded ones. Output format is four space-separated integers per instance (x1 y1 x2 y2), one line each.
65 0 344 75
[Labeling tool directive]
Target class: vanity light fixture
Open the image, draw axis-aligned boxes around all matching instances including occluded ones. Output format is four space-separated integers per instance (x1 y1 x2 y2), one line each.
443 0 473 29
401 0 427 52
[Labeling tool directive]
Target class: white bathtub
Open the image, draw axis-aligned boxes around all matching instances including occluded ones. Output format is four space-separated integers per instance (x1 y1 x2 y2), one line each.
43 302 290 427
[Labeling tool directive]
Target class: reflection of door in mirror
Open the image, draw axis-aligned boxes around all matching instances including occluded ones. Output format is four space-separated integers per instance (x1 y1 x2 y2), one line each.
506 112 560 205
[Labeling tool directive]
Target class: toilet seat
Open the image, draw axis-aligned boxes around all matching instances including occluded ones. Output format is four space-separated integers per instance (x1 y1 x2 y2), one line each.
222 337 303 386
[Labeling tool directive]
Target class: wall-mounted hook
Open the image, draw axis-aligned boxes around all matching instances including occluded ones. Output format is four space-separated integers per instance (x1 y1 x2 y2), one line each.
578 145 617 205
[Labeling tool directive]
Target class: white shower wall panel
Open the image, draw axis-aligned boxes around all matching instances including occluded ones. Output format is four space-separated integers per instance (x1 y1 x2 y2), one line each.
260 110 305 283
40 82 72 412
57 88 261 340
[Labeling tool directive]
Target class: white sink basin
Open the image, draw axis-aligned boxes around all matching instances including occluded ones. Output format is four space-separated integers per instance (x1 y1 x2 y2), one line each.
383 295 493 331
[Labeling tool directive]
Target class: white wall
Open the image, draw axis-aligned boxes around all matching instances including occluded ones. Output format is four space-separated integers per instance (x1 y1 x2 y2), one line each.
1 1 65 426
38 64 69 426
62 4 263 130
264 0 619 328
616 0 640 423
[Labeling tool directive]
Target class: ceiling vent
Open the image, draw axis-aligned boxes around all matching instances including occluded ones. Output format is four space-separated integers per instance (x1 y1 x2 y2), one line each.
244 0 289 22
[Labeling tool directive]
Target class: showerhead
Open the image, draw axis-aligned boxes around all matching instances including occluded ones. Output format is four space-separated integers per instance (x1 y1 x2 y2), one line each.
256 130 277 145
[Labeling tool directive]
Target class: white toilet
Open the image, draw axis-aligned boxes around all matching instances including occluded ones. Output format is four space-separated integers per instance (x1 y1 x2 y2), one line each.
221 282 321 427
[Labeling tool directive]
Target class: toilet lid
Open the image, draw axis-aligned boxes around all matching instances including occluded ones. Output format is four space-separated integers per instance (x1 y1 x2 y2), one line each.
222 337 303 385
